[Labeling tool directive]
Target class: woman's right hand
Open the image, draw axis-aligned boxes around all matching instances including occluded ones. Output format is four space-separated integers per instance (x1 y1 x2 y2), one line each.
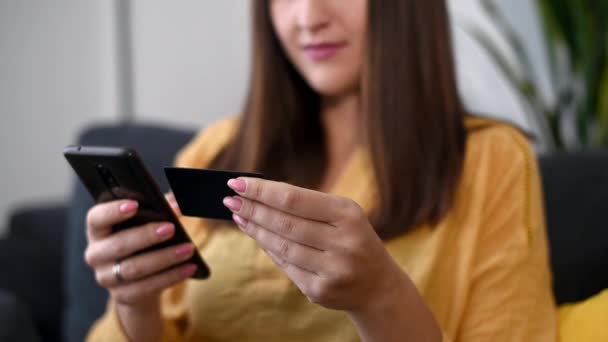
84 196 197 312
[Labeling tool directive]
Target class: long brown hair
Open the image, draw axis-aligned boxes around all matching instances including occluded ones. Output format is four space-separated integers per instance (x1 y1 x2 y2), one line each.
211 0 467 240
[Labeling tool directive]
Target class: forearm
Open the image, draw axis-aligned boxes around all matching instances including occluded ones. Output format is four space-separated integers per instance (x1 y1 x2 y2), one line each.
116 300 163 342
347 273 443 342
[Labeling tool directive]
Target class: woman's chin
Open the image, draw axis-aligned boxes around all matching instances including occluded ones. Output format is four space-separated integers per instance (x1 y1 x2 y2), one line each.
306 76 359 99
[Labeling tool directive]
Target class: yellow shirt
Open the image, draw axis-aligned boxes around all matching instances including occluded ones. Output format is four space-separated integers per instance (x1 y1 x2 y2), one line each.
87 116 557 341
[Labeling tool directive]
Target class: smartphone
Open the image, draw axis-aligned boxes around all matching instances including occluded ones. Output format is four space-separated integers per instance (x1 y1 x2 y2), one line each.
63 145 210 279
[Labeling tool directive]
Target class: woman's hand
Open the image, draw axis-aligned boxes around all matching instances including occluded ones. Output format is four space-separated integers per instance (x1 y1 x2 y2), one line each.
85 196 196 308
84 194 196 341
223 178 442 341
222 177 407 314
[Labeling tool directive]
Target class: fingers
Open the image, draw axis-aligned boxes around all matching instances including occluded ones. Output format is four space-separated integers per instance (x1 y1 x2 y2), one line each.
110 263 197 306
224 196 331 250
85 221 176 266
95 242 196 288
233 214 325 274
227 178 347 223
84 195 195 309
265 250 319 301
266 250 315 283
86 200 139 241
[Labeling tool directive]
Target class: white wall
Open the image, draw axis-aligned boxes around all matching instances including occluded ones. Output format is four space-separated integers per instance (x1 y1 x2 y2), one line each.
0 0 118 234
130 0 250 127
449 0 551 130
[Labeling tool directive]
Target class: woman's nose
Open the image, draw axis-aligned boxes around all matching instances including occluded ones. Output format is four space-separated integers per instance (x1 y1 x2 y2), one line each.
296 0 330 33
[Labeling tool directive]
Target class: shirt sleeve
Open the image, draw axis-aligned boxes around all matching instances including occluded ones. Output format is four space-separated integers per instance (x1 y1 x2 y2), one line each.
86 117 238 341
456 127 557 341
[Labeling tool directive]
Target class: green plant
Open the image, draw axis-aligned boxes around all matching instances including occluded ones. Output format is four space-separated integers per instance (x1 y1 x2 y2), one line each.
468 0 608 151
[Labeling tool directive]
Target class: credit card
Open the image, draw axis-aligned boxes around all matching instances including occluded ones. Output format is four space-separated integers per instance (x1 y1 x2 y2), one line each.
164 167 264 220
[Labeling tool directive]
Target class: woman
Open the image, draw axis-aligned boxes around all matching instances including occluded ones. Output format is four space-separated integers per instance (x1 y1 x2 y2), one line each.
85 0 556 341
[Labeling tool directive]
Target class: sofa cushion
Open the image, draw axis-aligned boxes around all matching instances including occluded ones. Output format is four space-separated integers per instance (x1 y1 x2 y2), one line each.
558 289 608 341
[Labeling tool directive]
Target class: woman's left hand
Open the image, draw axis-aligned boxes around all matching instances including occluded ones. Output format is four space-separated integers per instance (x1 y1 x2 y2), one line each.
222 177 408 315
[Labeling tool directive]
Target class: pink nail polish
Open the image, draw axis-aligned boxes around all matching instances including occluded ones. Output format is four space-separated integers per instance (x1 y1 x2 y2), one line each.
223 196 243 211
227 178 247 193
119 201 138 213
156 224 174 237
181 264 197 277
232 214 248 228
175 243 195 258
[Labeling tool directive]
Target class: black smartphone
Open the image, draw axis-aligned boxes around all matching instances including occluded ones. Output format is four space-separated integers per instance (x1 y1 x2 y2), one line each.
63 145 210 279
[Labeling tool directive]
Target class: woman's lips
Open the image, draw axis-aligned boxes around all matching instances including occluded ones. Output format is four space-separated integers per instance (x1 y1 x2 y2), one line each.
302 43 346 61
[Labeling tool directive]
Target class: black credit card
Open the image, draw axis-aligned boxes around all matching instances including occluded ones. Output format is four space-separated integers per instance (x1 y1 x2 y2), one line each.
164 167 264 220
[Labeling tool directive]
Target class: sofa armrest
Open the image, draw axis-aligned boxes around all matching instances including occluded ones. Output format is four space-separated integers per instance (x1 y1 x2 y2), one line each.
1 204 67 342
8 204 67 245
0 289 41 342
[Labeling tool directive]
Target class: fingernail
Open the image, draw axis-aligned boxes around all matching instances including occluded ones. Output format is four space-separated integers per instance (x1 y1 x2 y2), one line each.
227 178 247 193
156 223 174 237
119 201 138 213
181 264 197 277
232 213 248 229
175 243 195 258
223 196 243 211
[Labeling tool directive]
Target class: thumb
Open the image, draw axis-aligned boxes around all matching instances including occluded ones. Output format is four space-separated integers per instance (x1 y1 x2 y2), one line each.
165 192 182 216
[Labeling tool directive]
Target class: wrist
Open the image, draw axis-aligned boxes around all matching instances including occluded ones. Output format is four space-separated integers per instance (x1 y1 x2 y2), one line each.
348 269 411 321
116 302 161 319
346 269 442 342
116 297 160 316
115 298 163 342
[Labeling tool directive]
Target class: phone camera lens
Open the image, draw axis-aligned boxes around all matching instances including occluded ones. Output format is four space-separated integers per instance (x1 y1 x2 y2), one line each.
96 165 120 187
99 167 110 177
